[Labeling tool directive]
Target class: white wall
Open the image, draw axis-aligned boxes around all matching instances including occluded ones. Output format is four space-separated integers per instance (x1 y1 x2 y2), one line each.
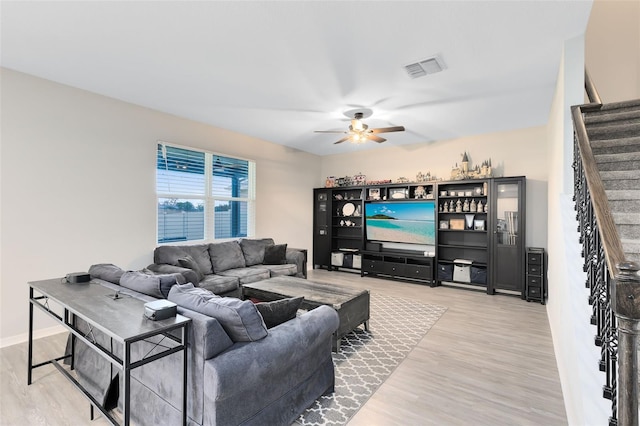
546 35 609 425
319 126 549 251
0 68 320 346
586 0 640 102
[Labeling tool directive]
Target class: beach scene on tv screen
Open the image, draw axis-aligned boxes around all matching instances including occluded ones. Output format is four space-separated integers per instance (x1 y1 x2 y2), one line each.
366 201 435 245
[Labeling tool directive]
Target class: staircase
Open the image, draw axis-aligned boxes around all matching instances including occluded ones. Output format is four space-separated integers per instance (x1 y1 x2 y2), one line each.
584 99 640 263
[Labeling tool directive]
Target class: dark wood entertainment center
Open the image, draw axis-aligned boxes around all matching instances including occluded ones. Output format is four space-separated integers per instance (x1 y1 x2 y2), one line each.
313 176 526 296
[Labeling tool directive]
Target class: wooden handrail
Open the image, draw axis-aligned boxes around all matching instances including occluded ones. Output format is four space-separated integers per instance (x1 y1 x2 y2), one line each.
572 105 626 276
585 69 602 105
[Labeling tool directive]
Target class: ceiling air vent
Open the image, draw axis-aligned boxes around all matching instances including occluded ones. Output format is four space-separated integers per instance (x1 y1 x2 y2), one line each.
404 55 446 79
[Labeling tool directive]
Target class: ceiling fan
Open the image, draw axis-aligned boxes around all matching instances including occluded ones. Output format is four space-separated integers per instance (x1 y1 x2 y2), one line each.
315 112 405 145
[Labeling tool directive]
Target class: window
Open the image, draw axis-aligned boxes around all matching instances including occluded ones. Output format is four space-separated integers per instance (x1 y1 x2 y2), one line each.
156 142 255 243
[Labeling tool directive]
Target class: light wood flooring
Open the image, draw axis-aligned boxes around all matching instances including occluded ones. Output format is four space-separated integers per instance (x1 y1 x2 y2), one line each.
0 269 566 425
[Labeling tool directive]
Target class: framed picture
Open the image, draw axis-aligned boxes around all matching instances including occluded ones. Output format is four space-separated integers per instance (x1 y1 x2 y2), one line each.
368 188 381 200
439 220 449 229
389 188 408 199
474 219 485 231
450 219 465 230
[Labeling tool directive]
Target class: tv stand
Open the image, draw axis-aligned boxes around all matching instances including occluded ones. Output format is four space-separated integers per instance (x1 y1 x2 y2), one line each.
360 250 435 286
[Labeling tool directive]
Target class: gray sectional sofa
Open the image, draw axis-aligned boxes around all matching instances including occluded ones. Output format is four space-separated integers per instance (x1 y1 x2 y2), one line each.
147 238 305 298
69 239 338 426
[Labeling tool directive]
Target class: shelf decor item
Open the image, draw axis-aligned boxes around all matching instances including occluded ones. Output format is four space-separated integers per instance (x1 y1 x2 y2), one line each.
368 188 380 200
389 188 408 199
474 219 485 231
450 218 465 230
342 203 356 217
353 173 366 186
325 177 335 188
439 220 449 229
465 214 475 229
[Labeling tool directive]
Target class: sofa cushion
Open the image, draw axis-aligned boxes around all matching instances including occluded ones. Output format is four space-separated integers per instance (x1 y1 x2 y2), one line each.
264 244 287 265
168 284 267 342
199 274 240 295
120 271 185 299
239 238 274 266
218 267 270 285
252 263 298 278
209 241 246 273
255 297 304 328
177 255 205 282
88 263 125 284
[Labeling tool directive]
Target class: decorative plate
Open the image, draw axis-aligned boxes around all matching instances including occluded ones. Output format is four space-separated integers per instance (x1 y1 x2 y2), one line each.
342 203 356 216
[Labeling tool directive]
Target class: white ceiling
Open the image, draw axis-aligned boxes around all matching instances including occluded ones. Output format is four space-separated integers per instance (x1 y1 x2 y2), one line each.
1 1 593 156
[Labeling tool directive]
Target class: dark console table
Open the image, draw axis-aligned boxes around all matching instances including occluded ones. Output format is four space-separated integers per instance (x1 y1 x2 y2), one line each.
28 278 191 425
360 250 435 286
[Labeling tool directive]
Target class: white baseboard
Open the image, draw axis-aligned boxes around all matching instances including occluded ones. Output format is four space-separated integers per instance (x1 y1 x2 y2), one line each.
0 325 66 349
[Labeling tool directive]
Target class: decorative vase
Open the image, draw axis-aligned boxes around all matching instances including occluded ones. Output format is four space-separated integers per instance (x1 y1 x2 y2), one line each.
465 214 475 230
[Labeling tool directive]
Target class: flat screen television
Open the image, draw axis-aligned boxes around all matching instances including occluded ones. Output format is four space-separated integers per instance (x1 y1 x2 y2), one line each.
365 201 436 245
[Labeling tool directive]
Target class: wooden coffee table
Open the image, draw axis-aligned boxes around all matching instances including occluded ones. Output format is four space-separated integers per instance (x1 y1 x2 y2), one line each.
243 276 370 351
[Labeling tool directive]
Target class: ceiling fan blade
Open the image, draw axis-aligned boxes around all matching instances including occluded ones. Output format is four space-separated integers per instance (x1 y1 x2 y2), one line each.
367 134 387 143
370 126 405 134
315 130 347 134
334 136 352 144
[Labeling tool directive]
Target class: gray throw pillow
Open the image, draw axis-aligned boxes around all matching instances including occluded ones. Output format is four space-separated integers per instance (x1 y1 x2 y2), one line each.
168 284 267 342
263 244 287 265
239 239 273 266
208 241 246 273
88 263 125 284
120 271 185 299
177 255 205 282
255 297 304 328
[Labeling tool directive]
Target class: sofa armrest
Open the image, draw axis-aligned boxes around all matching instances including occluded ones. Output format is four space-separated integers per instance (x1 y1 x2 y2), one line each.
147 263 199 285
204 305 338 399
286 248 307 278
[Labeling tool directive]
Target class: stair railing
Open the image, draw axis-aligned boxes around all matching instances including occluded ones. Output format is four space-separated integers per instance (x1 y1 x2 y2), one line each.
572 69 640 426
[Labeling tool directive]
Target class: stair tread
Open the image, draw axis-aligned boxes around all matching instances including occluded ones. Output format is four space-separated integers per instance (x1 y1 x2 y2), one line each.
606 190 640 201
613 212 640 224
595 151 640 163
591 136 640 148
587 121 640 132
585 109 640 125
597 99 640 111
600 170 640 180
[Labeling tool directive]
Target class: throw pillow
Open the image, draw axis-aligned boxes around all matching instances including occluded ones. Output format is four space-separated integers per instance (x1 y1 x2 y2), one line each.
239 239 273 266
168 284 268 342
263 244 287 265
120 271 185 299
208 241 246 273
177 255 205 282
88 263 125 284
255 297 304 328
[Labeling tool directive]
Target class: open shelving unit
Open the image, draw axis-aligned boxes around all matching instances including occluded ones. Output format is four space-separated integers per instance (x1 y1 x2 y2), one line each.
313 176 526 295
435 180 490 290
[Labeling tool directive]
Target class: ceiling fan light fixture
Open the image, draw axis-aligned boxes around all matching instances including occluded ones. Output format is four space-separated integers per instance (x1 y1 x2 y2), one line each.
351 133 366 144
351 118 364 132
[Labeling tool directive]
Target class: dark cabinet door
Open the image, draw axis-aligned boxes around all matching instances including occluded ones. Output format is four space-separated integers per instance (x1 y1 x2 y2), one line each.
489 177 526 296
313 189 331 268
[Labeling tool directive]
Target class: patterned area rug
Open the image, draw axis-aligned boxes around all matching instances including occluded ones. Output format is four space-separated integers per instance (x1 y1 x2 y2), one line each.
297 293 447 426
